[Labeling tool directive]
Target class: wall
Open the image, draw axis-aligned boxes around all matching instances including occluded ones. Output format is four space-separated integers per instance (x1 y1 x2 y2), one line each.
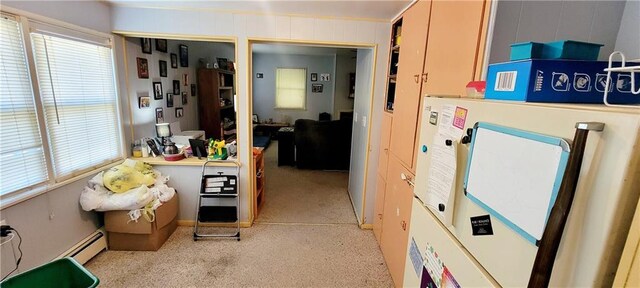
252 53 335 123
348 48 374 224
489 0 627 63
615 0 640 59
333 53 357 117
126 38 235 140
111 5 391 224
0 1 111 275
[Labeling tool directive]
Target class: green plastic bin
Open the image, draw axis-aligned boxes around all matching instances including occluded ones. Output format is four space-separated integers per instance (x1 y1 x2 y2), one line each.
0 257 99 288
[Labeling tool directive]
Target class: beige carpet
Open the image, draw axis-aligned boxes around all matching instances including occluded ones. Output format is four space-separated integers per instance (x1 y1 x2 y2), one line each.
256 143 356 224
85 141 392 287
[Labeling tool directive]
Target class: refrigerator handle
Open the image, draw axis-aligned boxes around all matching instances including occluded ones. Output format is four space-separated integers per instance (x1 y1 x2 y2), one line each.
528 122 605 288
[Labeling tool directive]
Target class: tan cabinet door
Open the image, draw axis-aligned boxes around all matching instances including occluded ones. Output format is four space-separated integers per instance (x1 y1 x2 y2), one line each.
389 0 431 172
380 155 415 287
377 112 393 178
422 0 487 96
373 174 386 243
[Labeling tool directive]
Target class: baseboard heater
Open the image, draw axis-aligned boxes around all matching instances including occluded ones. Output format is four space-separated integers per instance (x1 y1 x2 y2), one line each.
56 228 107 265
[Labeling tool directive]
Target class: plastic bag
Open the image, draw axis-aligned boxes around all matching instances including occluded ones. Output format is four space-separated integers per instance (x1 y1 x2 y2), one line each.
103 162 155 193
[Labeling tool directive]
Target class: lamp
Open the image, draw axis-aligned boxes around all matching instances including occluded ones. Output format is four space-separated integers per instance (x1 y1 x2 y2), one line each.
156 123 171 146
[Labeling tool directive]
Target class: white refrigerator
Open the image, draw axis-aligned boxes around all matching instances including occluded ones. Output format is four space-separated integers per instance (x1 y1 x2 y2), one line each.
404 97 640 287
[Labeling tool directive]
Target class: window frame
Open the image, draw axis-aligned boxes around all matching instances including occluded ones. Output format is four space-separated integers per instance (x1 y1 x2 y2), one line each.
274 67 307 110
0 10 126 209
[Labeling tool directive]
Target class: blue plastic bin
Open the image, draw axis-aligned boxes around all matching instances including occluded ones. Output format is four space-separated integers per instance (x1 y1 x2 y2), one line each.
541 40 603 60
510 42 544 61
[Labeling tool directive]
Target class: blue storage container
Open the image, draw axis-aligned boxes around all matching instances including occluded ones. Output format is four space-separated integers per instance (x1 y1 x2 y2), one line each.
542 40 603 60
485 59 640 104
510 42 544 61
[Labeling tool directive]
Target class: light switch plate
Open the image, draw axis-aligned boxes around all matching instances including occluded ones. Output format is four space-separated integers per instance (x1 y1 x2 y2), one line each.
362 116 366 127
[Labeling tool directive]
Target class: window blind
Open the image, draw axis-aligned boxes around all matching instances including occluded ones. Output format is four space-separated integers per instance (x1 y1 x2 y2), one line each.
275 68 306 109
0 15 48 195
31 33 121 179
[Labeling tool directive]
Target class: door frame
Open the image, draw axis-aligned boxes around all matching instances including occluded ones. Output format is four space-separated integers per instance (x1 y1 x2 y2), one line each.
247 38 378 226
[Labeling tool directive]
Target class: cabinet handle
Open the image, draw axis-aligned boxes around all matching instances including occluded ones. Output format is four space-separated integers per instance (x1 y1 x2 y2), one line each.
384 148 389 154
422 73 428 83
400 173 415 187
414 74 419 83
378 213 383 219
401 220 407 231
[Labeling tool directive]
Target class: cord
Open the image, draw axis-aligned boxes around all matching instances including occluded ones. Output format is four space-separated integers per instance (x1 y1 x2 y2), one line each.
1 228 22 281
0 233 15 246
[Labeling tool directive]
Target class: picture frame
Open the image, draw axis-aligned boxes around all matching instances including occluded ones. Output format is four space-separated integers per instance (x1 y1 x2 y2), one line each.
136 58 149 79
182 74 189 86
140 38 152 54
175 107 184 118
256 73 263 79
155 39 167 53
159 60 167 77
216 58 228 70
252 114 259 123
190 84 196 97
138 96 150 108
312 83 323 93
155 108 164 123
152 81 163 100
170 53 178 68
320 73 330 81
181 92 188 105
310 73 317 82
179 44 188 67
166 93 174 108
173 80 180 94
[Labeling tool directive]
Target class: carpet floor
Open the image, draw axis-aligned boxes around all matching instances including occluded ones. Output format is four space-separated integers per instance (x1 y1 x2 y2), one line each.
85 142 392 287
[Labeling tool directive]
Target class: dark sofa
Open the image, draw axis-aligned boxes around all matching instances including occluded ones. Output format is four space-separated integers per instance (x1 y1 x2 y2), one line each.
294 119 352 170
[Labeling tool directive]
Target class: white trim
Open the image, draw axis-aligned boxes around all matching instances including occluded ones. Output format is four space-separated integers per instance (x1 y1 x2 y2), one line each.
391 0 418 23
0 6 112 39
481 0 499 80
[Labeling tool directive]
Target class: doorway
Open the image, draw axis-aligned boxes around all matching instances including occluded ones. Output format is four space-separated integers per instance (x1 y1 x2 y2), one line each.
247 40 377 226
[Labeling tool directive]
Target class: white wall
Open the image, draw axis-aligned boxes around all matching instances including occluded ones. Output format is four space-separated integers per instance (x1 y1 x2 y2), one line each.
615 0 640 59
112 5 391 224
252 53 335 123
489 0 627 63
126 38 235 140
348 48 374 224
0 1 111 275
334 53 357 117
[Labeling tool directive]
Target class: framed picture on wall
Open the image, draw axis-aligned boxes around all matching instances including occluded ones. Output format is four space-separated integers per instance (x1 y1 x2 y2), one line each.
155 39 167 53
138 96 150 108
155 108 164 123
140 38 152 54
136 58 148 79
181 92 188 105
312 83 323 93
191 84 196 97
310 73 317 82
159 60 167 77
152 81 163 100
182 74 189 86
173 80 180 94
320 73 330 81
166 93 174 108
170 53 178 68
179 44 188 67
175 107 184 118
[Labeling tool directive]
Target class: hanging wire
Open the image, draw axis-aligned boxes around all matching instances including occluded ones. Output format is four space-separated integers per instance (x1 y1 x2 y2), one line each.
42 34 61 124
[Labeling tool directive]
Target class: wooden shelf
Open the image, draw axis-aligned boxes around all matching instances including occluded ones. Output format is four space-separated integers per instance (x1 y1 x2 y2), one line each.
220 105 234 110
219 86 233 90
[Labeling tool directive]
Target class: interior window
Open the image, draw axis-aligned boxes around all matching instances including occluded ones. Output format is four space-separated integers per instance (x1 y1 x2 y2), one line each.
275 68 306 110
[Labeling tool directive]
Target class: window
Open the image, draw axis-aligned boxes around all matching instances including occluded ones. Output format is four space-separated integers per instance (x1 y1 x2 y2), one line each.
0 12 122 198
275 68 306 109
31 32 122 180
0 15 48 195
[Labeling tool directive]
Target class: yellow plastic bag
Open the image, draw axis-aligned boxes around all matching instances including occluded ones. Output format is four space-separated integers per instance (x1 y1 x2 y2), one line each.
103 160 156 193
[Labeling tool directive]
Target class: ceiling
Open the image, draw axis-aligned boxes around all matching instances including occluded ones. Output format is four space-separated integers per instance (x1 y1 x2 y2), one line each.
106 0 412 21
252 43 357 55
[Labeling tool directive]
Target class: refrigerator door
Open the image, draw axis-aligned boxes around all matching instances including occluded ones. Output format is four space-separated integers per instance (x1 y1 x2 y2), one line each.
413 97 640 287
404 197 498 287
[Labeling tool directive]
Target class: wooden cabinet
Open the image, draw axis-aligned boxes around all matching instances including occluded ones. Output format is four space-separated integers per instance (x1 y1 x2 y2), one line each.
253 148 265 220
377 112 393 178
373 173 386 243
380 155 415 287
388 0 431 173
421 0 489 96
197 69 236 140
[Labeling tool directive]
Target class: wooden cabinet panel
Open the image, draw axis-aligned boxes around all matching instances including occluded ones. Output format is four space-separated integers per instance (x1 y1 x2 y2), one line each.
380 155 415 287
389 0 431 172
377 112 393 178
373 174 386 243
422 0 487 96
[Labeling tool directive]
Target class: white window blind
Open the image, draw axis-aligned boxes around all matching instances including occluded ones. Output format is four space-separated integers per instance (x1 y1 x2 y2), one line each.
0 15 48 195
31 33 121 179
275 68 306 109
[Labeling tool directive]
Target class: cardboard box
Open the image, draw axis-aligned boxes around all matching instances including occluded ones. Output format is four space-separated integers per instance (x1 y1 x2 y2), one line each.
486 59 640 104
104 193 178 251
